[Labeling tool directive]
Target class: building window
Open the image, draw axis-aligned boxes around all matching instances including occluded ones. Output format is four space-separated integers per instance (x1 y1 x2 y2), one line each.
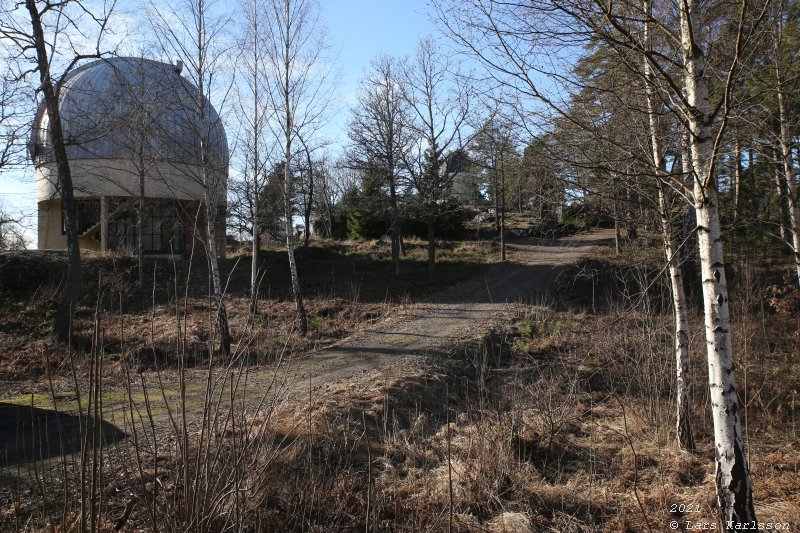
62 199 100 235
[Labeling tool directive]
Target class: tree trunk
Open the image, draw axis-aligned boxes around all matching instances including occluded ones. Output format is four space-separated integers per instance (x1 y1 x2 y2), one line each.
682 132 699 293
772 141 789 243
776 66 800 286
285 210 307 335
250 14 261 315
682 204 698 293
389 162 401 276
285 158 307 336
749 149 758 221
681 0 756 525
138 157 146 290
205 204 231 356
251 213 259 314
642 4 694 450
500 155 506 261
493 163 500 233
733 137 741 226
197 45 231 357
390 220 401 276
625 187 637 240
612 175 621 254
303 198 311 247
26 0 81 343
283 0 308 336
427 217 436 286
100 196 108 253
659 182 695 451
695 192 755 526
302 146 314 248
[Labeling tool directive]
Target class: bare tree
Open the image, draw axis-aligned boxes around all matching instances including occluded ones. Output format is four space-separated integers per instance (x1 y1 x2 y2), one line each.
150 0 233 355
295 132 328 247
769 0 800 285
346 54 412 275
433 0 763 524
401 37 472 284
677 2 759 523
234 0 273 313
263 0 334 335
1 0 115 342
471 119 516 260
0 200 27 250
641 0 693 451
0 69 26 171
313 158 357 239
98 57 173 288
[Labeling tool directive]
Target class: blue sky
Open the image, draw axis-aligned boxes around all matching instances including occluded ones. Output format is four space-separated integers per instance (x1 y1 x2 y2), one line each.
321 0 440 143
0 0 444 247
324 0 437 74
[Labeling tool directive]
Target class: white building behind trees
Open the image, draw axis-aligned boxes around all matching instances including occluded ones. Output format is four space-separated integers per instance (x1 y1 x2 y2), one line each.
30 57 228 256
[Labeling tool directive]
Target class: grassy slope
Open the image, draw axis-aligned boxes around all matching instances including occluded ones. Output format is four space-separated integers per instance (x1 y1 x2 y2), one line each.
240 238 799 531
0 238 496 381
1 233 798 531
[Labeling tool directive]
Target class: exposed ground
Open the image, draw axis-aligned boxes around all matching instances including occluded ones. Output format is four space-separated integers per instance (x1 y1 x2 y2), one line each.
2 229 798 532
0 230 612 432
178 230 613 420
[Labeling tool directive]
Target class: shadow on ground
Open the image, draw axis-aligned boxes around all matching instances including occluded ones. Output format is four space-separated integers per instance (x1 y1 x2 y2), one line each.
0 403 127 466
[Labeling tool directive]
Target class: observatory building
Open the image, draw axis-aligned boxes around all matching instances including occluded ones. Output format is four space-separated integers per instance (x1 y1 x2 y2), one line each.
30 57 228 256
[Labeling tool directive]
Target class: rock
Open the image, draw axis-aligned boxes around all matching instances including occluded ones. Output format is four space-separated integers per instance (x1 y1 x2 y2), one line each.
486 512 532 533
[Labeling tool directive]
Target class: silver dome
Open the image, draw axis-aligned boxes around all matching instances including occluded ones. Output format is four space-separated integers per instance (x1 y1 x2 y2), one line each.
29 57 228 171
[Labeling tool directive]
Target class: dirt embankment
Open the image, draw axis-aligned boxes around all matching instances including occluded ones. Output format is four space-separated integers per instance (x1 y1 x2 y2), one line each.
0 230 613 436
147 230 615 424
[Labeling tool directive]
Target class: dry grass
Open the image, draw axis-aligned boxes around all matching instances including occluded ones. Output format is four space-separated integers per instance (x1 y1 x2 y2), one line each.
1 239 798 531
3 300 797 531
210 289 798 531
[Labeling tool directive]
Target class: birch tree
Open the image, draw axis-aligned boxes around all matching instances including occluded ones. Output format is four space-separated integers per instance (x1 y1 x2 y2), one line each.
150 0 233 355
236 0 272 313
678 2 759 522
471 119 516 260
346 55 411 275
567 0 761 524
401 38 472 284
263 0 334 335
641 0 694 451
769 0 800 285
433 0 763 525
0 0 115 342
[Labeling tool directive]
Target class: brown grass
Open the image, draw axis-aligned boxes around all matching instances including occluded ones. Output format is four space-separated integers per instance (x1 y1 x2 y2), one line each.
1 239 798 531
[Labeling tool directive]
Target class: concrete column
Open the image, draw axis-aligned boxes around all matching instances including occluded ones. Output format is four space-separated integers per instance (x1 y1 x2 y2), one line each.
100 196 109 252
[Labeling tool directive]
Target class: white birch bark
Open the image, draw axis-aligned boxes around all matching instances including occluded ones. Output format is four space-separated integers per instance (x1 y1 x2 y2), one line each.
777 100 800 286
280 0 308 335
204 189 231 355
248 0 262 313
200 93 231 354
774 16 800 286
195 2 231 356
680 0 755 525
643 0 694 451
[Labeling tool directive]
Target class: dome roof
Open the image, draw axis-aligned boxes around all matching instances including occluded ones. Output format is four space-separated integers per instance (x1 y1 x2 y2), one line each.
29 57 228 171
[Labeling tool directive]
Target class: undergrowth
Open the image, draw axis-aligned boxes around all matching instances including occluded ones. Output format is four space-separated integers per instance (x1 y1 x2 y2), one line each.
1 236 798 531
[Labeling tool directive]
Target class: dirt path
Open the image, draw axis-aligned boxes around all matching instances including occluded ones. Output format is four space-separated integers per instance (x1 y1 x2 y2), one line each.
138 230 614 427
304 230 612 365
1 230 613 460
